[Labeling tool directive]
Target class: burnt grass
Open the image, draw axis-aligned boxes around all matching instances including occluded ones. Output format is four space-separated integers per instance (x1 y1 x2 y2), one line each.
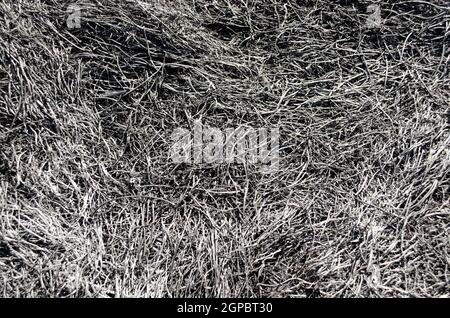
0 0 449 297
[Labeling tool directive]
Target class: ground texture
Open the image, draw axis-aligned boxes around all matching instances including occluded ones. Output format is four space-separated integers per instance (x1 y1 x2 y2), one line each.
0 0 449 297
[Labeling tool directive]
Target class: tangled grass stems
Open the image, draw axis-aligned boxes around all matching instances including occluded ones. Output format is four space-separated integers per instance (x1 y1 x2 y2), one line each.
0 0 449 297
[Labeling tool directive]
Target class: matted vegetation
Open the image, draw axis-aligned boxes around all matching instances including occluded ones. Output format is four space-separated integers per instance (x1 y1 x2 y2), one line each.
0 0 449 297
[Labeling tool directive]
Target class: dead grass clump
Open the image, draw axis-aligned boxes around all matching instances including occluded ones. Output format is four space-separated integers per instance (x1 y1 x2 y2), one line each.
0 0 449 297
